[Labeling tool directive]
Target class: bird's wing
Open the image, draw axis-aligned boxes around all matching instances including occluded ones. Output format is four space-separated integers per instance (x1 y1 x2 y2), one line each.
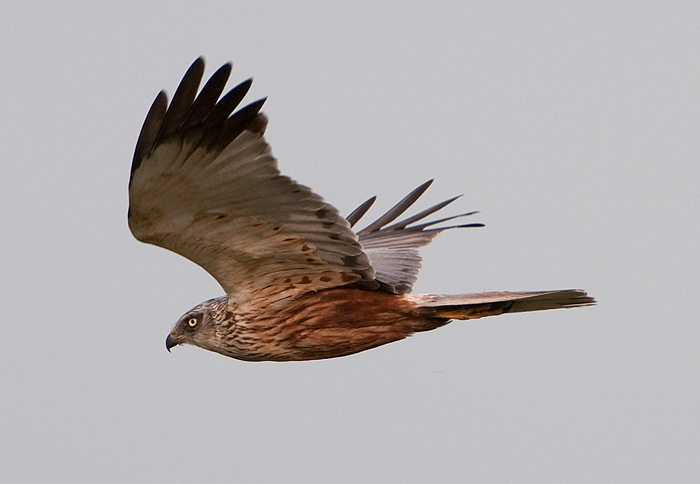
129 58 376 307
347 181 483 294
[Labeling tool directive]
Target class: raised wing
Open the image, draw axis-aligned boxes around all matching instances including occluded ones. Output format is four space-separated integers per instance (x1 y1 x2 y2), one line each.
129 58 376 307
347 180 483 294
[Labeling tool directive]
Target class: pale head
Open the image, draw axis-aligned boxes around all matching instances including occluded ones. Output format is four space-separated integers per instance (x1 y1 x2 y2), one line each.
165 297 228 353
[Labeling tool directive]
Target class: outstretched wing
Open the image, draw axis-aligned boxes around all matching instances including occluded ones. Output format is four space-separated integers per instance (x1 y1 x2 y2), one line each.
129 58 376 306
347 180 483 294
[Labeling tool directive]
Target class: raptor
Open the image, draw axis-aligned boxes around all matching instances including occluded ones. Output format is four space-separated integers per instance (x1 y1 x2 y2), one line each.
128 58 595 361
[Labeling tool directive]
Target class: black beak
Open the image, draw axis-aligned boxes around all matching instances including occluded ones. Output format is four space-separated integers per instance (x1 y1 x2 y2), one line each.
165 334 178 352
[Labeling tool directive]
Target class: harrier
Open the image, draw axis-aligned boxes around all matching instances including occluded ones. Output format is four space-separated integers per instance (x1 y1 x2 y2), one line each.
129 58 595 361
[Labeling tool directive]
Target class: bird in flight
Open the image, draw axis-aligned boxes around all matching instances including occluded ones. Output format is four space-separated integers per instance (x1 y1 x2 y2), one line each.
128 58 595 362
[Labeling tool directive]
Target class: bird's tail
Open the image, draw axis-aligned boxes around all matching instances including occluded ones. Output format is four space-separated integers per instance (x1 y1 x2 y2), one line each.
414 289 595 321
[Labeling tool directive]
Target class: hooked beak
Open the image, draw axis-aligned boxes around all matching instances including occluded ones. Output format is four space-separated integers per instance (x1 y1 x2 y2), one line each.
165 333 180 352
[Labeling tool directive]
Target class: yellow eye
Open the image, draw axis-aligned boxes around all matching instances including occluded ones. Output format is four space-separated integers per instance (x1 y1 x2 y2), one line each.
188 317 198 327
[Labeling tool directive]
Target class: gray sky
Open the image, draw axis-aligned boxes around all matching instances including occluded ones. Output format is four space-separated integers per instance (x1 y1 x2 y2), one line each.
2 1 698 482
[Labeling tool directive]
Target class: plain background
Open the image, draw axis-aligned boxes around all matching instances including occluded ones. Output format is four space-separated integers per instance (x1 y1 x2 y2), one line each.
1 1 698 483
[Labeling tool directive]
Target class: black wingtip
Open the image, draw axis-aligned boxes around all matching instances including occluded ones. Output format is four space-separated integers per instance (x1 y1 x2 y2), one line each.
346 196 377 227
131 58 268 184
191 56 205 70
182 62 233 129
384 195 464 231
132 59 208 183
131 90 169 182
157 58 206 139
357 180 434 234
213 97 268 148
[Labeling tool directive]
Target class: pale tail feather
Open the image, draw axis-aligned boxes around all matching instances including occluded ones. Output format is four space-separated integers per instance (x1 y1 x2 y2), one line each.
415 289 595 320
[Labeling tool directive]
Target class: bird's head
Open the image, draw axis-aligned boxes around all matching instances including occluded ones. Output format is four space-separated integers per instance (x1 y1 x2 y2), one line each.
165 297 227 353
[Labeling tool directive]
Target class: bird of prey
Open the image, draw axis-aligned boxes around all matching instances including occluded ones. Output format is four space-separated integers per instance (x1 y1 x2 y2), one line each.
128 58 595 362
